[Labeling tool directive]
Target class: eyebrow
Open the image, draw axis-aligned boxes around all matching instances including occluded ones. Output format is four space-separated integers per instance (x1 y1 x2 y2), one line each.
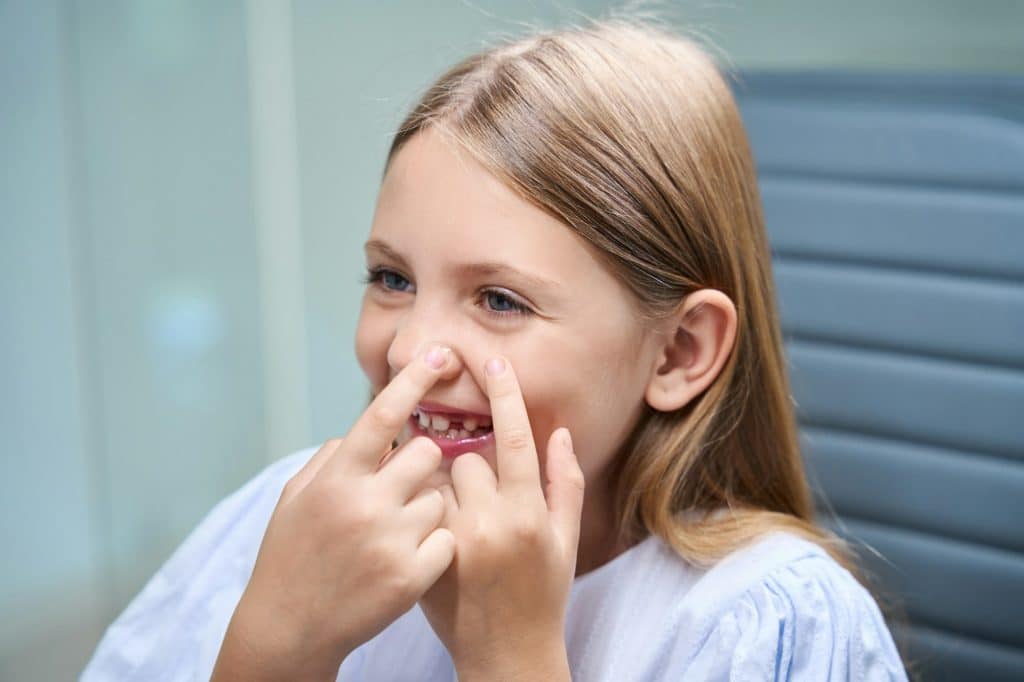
364 239 561 291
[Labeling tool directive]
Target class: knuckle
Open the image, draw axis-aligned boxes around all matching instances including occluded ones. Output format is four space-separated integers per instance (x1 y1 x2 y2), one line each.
367 404 403 431
509 514 544 545
298 480 346 529
469 527 495 553
340 495 378 530
499 427 533 452
280 474 303 499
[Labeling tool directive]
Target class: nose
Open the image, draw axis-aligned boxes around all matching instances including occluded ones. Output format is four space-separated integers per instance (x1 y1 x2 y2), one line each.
386 308 465 382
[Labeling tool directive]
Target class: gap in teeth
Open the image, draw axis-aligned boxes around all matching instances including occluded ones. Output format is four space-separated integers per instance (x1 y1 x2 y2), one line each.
414 409 491 437
426 424 491 439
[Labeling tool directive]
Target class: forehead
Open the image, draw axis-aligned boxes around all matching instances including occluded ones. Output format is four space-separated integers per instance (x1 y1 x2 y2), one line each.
371 128 601 278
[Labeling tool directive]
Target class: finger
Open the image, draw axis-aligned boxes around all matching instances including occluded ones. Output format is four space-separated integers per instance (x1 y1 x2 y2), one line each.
278 438 342 506
437 483 459 528
334 344 453 475
449 452 497 509
401 487 446 541
483 357 542 494
544 428 585 556
377 436 443 501
412 527 456 593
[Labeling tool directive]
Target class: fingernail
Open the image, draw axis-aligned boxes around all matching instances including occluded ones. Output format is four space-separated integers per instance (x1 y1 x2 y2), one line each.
485 357 506 376
425 346 450 369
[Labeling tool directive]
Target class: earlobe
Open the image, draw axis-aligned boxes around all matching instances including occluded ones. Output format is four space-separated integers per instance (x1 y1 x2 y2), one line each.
644 289 737 412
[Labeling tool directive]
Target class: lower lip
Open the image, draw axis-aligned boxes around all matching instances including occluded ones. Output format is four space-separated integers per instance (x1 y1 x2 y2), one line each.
408 416 495 459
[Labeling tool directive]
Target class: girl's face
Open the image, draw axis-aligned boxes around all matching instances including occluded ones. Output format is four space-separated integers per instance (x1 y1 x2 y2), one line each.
355 127 663 491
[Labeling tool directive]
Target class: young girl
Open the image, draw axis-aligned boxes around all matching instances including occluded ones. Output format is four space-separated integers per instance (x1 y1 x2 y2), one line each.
83 19 906 681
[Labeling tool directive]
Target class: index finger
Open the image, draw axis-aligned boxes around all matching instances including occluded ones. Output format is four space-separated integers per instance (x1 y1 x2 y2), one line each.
484 356 543 494
334 345 452 474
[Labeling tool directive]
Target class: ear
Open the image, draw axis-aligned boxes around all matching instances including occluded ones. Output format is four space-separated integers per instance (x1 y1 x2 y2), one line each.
644 289 738 412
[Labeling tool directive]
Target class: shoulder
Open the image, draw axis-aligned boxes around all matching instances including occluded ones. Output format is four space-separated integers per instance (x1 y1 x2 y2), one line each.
658 532 908 681
81 445 320 680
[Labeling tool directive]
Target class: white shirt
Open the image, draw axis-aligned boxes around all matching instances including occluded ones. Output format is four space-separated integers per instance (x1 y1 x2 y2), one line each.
81 446 907 681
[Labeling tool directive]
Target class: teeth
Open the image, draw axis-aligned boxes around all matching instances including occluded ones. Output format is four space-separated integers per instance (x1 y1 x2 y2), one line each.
416 409 494 438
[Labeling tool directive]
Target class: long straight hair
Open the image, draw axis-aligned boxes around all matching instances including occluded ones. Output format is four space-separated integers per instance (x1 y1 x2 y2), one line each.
383 19 854 572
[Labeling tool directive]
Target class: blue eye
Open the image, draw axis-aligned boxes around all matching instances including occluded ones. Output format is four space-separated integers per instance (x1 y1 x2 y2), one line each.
361 266 533 319
362 266 413 293
381 270 411 291
483 290 531 317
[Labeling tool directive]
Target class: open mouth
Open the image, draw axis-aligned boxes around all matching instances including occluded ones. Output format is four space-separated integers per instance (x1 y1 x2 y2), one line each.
409 406 495 458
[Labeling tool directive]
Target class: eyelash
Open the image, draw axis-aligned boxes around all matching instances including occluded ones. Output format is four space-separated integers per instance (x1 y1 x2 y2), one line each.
360 266 533 319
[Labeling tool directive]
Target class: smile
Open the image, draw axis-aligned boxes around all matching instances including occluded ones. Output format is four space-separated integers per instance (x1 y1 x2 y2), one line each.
410 405 495 458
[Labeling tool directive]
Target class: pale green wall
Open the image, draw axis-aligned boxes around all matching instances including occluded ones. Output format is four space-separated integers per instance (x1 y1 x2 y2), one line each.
3 0 1022 679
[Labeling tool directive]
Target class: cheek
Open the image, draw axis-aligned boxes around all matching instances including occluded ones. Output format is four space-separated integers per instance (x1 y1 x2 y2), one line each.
354 300 391 389
512 330 642 482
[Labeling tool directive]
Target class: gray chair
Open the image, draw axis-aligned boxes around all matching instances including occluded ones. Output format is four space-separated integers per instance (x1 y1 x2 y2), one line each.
734 72 1024 681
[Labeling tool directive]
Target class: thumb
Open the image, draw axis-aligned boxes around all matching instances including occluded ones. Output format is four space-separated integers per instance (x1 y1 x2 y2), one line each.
544 427 585 554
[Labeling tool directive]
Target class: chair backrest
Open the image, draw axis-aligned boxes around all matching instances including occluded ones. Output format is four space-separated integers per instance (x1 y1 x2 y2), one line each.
735 72 1024 681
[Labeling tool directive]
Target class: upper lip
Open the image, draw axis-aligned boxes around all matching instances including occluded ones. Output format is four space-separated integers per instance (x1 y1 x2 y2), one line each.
415 400 491 420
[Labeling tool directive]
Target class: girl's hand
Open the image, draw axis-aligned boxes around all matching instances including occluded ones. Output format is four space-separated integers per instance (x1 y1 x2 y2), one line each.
419 357 585 682
212 346 457 682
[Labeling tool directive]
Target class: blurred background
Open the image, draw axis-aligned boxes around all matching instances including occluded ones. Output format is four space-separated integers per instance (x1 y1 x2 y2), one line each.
3 1 1023 679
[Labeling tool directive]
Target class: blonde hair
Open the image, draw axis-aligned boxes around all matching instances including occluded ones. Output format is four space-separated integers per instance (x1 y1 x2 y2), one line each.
384 19 855 572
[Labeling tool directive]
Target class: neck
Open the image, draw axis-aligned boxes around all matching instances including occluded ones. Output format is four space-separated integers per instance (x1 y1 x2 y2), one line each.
573 480 631 577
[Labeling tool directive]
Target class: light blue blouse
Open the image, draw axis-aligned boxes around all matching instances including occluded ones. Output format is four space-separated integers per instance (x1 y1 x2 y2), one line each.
81 446 907 681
